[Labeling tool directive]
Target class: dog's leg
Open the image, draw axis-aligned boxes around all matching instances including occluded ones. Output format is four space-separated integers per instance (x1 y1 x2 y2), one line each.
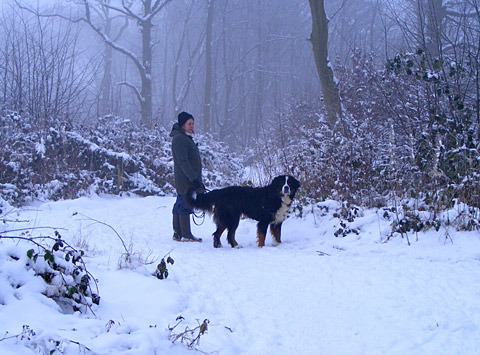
227 228 242 249
270 223 282 244
213 225 226 248
256 221 269 247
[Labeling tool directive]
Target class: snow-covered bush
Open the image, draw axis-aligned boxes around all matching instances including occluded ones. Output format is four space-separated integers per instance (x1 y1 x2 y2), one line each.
0 325 87 354
0 232 99 314
381 50 480 210
195 132 245 188
248 50 479 231
0 111 245 206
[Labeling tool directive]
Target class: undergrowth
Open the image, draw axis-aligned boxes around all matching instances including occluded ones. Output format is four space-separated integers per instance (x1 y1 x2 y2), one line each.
1 232 100 314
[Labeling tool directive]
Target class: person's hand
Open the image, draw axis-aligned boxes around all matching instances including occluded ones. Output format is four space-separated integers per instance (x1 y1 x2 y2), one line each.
193 178 205 194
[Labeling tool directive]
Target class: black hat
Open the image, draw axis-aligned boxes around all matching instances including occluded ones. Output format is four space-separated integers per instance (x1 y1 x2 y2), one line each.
178 111 194 127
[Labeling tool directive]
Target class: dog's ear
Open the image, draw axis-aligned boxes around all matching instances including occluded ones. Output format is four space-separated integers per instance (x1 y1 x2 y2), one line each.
289 176 300 190
271 175 284 188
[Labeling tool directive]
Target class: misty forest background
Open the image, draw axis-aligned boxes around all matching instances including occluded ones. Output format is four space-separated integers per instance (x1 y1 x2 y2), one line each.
0 0 479 230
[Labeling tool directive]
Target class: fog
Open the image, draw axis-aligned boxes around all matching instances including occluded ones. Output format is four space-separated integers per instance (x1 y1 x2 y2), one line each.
1 0 479 150
0 1 388 140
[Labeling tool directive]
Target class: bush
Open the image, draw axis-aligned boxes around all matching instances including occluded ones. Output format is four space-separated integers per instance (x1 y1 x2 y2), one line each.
0 111 245 206
1 232 99 314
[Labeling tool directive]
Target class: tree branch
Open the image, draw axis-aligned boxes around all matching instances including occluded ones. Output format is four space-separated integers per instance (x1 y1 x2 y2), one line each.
118 81 143 103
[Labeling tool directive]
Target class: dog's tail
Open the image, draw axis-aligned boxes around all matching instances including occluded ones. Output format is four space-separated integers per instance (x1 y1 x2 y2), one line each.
185 188 215 213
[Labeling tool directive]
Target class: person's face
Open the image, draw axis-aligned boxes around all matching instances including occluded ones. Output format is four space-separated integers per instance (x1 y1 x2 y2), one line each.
183 118 194 134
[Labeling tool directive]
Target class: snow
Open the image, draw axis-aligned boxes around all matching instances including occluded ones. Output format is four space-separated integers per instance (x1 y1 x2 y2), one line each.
35 138 46 157
1 195 480 354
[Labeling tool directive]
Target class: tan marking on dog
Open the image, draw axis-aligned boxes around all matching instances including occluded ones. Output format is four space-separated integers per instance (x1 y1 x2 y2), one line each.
270 224 282 244
257 232 266 247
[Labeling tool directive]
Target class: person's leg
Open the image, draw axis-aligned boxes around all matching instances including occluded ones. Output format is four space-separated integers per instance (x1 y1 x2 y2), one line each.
178 214 202 242
172 196 183 241
177 194 202 242
172 214 182 241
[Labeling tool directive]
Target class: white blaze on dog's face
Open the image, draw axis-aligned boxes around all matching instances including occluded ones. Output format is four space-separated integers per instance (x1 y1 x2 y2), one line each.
279 176 292 205
281 176 290 195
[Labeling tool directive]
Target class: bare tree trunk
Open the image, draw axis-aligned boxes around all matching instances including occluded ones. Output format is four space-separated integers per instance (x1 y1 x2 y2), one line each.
171 2 203 118
141 9 153 128
253 43 264 142
250 5 265 143
203 0 214 132
99 41 113 116
425 0 446 58
98 7 128 118
308 0 342 130
82 0 173 128
239 57 247 147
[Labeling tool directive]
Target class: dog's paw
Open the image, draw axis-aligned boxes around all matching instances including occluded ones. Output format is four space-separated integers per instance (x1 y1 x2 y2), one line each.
234 244 243 249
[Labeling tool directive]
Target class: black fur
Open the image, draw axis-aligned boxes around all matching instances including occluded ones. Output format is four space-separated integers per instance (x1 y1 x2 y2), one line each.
185 175 300 248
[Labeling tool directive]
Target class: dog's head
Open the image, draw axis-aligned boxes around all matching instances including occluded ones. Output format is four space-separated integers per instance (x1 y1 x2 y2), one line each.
271 175 300 200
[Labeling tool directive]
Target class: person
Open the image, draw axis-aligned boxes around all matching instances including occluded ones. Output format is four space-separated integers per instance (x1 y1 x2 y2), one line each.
170 111 204 242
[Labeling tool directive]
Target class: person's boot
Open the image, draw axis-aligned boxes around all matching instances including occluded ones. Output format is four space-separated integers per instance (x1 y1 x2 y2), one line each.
179 214 202 242
172 214 182 241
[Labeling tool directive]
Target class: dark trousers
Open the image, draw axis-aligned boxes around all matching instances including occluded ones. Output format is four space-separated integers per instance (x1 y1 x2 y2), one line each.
172 194 192 215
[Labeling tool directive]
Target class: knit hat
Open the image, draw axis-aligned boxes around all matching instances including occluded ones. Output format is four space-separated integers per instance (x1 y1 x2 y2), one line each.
178 111 194 127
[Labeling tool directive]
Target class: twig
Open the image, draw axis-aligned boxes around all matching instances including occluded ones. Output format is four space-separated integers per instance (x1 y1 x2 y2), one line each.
69 340 92 352
163 249 174 260
189 319 209 347
0 235 57 250
168 316 185 331
1 219 30 223
74 212 129 255
1 226 67 233
0 328 92 352
169 317 210 350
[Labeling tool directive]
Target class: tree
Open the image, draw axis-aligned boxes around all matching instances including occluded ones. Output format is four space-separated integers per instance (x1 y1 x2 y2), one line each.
1 4 96 127
168 1 204 119
82 0 174 127
202 0 214 131
308 0 342 130
94 3 129 117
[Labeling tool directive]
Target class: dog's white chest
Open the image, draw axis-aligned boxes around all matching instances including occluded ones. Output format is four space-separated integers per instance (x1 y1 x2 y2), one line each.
274 196 292 223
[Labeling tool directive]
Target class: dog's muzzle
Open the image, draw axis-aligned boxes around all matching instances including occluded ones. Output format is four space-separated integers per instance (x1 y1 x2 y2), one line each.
282 185 290 195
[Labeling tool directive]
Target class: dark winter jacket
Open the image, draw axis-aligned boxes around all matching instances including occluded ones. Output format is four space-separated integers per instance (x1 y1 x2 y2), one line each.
170 123 202 195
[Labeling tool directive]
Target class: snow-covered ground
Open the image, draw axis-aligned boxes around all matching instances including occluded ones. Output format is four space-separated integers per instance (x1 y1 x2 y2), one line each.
1 194 480 354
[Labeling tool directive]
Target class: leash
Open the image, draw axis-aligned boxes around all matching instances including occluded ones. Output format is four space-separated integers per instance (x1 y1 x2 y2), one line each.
192 185 210 226
192 210 205 226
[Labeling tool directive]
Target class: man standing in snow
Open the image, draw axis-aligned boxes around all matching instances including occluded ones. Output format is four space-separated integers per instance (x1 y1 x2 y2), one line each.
170 111 204 242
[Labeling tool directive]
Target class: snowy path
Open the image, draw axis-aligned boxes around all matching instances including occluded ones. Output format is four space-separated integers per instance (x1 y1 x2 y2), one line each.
1 195 480 354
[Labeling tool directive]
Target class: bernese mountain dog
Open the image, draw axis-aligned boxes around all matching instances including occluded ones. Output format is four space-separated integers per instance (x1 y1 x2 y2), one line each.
185 175 300 248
